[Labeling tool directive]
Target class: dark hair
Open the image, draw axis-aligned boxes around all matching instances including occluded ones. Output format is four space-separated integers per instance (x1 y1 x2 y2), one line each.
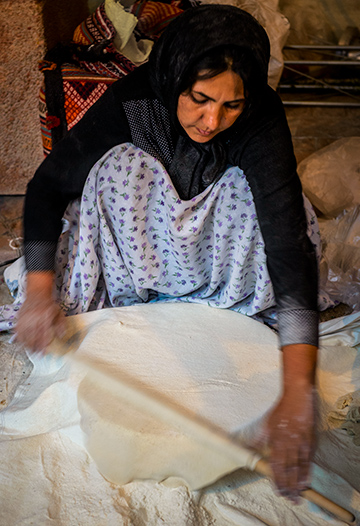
180 45 266 108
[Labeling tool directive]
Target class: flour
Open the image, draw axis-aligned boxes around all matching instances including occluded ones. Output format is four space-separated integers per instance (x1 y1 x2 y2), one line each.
0 305 359 525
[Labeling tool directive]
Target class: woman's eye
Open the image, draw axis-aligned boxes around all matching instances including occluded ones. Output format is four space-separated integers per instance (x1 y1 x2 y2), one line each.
225 102 244 110
190 94 207 104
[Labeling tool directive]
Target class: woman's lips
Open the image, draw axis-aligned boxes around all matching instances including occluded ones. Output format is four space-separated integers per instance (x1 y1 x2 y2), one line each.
196 127 213 137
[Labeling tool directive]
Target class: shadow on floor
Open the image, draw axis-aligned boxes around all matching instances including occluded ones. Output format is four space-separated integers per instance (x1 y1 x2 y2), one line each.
0 196 24 266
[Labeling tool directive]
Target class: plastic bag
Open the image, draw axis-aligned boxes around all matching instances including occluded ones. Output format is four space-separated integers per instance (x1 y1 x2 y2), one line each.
319 206 360 311
201 0 290 88
280 0 360 44
298 137 360 218
279 0 336 52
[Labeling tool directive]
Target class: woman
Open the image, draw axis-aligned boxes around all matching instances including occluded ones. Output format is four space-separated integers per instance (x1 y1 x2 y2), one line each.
5 5 320 502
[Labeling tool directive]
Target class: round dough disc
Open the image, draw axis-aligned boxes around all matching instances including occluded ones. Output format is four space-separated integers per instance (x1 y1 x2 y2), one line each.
75 303 281 488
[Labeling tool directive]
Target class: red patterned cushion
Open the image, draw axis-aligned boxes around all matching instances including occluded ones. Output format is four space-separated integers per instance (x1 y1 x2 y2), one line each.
39 1 185 156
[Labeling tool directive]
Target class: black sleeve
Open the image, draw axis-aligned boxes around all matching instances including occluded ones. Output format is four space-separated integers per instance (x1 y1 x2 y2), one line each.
24 80 132 272
228 87 319 347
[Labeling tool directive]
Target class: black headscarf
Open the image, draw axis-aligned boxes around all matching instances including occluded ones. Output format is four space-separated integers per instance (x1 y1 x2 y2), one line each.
147 5 271 200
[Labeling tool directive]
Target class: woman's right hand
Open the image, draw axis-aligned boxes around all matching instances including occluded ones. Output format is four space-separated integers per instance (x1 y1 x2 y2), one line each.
15 272 66 353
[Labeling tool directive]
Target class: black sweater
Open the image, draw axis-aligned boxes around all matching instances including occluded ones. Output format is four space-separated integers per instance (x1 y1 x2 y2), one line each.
24 64 319 347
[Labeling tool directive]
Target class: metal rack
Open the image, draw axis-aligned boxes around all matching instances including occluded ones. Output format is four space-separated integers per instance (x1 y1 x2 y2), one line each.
278 44 360 107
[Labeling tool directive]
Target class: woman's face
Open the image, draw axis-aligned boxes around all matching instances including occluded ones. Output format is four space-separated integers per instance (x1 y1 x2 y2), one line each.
177 69 245 143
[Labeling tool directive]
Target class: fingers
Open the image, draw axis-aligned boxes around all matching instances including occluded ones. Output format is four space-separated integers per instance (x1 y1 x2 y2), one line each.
298 442 312 490
15 299 65 354
16 311 52 352
248 422 269 452
54 310 67 342
265 396 315 503
271 439 302 503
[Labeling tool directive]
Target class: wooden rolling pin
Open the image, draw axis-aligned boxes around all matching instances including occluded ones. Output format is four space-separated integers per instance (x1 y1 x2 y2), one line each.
56 343 355 525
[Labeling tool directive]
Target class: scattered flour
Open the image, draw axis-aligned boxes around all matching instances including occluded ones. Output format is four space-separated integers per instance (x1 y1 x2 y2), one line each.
0 304 359 525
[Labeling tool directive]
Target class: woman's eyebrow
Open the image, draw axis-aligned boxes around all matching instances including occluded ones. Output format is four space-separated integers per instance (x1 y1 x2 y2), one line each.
192 90 245 103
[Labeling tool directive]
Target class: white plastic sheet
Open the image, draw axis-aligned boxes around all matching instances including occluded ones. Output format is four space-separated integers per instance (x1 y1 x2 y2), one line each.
319 206 360 311
200 0 290 88
298 138 360 219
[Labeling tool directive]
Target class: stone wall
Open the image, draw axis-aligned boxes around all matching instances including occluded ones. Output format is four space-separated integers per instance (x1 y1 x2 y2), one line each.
0 0 88 195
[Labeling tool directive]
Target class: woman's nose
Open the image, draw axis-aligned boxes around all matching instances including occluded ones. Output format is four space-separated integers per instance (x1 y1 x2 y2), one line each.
203 106 222 131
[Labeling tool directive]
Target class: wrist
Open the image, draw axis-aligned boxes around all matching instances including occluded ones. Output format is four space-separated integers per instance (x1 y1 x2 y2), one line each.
26 271 55 297
282 381 315 401
282 344 318 394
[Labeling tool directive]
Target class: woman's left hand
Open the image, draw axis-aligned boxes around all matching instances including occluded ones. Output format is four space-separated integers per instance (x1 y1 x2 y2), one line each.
264 384 316 502
253 343 318 502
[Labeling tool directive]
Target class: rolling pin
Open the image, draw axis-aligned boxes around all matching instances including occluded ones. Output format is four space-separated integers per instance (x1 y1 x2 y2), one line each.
54 341 355 525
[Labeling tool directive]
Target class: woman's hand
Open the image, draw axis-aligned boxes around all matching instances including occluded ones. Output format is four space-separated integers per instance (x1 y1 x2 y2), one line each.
255 344 318 502
265 383 316 502
15 272 66 353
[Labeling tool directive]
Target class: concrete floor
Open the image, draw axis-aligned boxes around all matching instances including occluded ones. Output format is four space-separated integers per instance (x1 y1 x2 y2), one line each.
1 102 360 267
0 195 24 266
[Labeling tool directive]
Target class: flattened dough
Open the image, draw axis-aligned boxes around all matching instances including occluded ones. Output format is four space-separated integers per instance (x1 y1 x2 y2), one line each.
75 303 281 489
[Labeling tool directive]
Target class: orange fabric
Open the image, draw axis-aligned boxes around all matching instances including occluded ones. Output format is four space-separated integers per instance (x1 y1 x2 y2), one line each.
132 0 183 36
